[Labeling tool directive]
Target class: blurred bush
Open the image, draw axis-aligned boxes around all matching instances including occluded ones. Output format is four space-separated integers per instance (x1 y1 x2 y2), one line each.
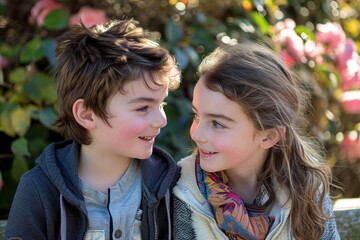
0 0 359 218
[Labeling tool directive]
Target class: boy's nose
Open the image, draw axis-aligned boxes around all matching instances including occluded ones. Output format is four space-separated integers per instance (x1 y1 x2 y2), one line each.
151 111 167 128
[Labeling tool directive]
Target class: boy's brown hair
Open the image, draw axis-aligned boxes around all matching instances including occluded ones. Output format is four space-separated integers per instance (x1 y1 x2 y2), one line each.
54 19 181 145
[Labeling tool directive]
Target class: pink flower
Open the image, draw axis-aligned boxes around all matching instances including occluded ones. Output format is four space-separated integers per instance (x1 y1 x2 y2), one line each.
336 39 357 70
341 90 360 114
280 49 295 67
277 29 305 62
69 6 109 28
340 66 360 91
304 40 324 63
0 55 9 69
30 0 65 27
0 171 3 192
336 43 360 91
316 22 346 54
274 18 296 32
341 132 360 162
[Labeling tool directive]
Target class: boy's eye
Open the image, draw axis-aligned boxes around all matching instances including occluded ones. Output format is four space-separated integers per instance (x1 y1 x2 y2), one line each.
212 120 224 129
136 106 149 112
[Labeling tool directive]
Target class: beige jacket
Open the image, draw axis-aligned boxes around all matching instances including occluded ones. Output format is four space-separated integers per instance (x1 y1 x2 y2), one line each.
173 154 295 240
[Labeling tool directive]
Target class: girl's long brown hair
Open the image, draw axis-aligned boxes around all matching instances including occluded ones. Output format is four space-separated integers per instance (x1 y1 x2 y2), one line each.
198 42 333 239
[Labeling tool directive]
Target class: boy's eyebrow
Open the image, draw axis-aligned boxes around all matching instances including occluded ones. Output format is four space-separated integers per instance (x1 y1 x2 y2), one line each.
192 106 235 122
128 97 165 103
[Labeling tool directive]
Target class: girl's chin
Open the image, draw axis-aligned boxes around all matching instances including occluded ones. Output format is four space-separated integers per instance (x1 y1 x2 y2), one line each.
199 161 220 173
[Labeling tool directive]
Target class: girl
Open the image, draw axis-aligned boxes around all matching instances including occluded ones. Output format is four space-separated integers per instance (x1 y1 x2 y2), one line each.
172 42 340 239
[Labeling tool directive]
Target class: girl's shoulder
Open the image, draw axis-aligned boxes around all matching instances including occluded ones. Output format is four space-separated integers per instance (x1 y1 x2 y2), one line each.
174 154 207 203
177 154 196 169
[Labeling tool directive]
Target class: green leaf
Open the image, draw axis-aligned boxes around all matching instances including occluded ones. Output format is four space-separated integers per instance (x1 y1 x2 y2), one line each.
174 47 189 70
0 69 3 85
43 9 70 30
165 18 183 45
28 137 48 158
23 72 56 104
0 103 17 136
0 43 12 58
11 138 31 157
38 107 57 128
40 38 57 65
9 67 26 84
250 12 270 34
20 37 44 63
0 43 22 61
184 47 200 66
295 25 316 41
10 156 29 181
39 73 57 104
23 73 42 103
10 107 31 136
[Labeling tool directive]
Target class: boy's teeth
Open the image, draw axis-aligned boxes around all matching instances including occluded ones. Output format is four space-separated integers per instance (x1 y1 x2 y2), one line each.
141 136 152 140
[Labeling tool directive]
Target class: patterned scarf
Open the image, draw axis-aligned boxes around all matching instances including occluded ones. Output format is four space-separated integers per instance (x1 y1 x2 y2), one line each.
195 156 275 240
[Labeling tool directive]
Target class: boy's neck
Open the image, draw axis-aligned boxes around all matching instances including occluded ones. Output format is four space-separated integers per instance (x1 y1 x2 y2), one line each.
78 144 132 194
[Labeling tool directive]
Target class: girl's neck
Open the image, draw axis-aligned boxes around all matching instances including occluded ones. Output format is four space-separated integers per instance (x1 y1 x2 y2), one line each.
225 170 260 203
78 145 132 193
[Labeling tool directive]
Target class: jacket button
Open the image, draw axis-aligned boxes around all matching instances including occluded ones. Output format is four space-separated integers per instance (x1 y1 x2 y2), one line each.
114 229 122 238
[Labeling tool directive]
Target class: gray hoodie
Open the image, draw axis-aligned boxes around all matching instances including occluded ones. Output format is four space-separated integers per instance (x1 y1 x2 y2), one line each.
5 140 179 240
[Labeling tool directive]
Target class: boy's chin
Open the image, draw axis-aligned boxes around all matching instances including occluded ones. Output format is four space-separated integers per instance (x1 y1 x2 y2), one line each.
136 150 153 160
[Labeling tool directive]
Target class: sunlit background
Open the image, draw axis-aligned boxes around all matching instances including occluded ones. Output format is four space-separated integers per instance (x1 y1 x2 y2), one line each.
0 0 359 219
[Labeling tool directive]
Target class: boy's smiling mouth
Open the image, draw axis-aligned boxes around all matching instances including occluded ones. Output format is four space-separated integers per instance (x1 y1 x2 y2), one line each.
139 136 155 141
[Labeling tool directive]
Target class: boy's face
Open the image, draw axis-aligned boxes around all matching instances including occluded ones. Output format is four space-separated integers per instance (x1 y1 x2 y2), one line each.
90 76 168 161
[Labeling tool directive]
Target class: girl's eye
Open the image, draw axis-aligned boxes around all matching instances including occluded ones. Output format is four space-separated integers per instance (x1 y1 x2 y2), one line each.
160 102 167 109
212 120 225 129
136 106 149 112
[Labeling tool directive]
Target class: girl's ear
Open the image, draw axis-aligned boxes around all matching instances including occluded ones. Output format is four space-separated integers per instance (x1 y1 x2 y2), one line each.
72 99 96 130
259 126 286 149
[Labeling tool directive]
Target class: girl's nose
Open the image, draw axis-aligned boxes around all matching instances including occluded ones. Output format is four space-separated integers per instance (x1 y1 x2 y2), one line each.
190 122 207 143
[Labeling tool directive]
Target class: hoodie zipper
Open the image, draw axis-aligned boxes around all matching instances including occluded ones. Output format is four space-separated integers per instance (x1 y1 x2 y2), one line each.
108 188 114 240
153 202 159 239
143 186 160 239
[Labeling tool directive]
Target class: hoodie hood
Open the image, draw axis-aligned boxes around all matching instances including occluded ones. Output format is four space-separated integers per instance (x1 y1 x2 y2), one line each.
36 140 84 207
36 140 179 206
140 146 179 203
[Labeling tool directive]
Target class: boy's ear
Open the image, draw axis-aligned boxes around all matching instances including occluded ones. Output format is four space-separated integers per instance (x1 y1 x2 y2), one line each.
259 126 286 149
72 99 96 130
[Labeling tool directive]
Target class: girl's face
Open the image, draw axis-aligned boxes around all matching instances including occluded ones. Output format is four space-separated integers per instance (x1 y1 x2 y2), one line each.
190 77 268 176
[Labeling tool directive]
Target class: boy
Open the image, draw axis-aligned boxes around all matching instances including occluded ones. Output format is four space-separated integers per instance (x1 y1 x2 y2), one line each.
5 19 181 240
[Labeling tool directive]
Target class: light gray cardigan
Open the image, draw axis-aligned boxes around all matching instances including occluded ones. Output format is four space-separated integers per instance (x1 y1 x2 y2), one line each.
172 154 340 240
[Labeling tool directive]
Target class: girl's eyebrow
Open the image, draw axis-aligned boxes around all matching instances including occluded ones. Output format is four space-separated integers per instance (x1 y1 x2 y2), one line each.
192 105 235 122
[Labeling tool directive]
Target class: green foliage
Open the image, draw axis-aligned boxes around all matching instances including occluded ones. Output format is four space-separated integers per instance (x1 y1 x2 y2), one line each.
43 9 70 30
0 0 360 218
